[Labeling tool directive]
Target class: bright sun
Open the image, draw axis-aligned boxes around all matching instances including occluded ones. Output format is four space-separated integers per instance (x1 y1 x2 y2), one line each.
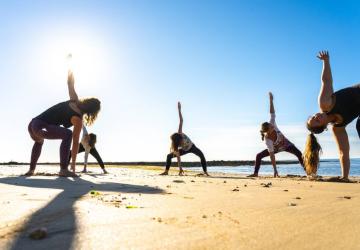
40 36 108 89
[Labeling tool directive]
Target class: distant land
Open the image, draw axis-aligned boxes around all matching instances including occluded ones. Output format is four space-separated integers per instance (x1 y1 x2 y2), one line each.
0 159 339 167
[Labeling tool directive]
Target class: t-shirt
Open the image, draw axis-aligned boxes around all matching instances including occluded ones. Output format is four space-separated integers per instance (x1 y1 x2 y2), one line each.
180 133 193 151
264 113 292 153
81 126 92 165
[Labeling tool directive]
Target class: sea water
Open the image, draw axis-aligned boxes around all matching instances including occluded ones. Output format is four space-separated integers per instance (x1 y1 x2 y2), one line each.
191 159 360 176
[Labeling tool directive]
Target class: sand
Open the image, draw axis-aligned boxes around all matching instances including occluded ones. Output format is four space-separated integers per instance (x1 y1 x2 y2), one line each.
1 165 360 250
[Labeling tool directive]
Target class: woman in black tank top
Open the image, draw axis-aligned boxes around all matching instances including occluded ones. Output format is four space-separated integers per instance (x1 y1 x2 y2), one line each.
26 70 101 177
305 51 360 181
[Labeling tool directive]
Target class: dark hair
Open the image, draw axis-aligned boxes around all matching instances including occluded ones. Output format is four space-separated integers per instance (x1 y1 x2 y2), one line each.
170 133 183 152
88 133 97 148
79 98 101 126
303 133 322 176
260 122 270 141
306 122 327 134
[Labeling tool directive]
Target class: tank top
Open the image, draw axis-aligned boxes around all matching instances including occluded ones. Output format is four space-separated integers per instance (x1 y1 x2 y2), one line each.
35 101 82 128
180 133 193 151
327 84 360 127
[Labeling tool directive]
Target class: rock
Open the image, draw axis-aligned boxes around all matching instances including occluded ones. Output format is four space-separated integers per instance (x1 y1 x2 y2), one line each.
224 181 227 183
202 215 207 219
232 188 239 192
29 227 47 240
244 184 247 187
288 203 297 207
295 197 301 200
343 196 352 199
283 190 289 192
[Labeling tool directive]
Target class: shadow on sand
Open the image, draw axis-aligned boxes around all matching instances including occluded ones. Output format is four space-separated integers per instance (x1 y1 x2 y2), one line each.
0 175 164 250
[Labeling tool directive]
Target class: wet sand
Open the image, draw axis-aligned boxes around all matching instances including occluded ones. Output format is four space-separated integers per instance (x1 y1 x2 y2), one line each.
1 165 360 250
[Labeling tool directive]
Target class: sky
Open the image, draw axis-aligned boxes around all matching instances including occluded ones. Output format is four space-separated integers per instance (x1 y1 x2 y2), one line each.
0 0 360 163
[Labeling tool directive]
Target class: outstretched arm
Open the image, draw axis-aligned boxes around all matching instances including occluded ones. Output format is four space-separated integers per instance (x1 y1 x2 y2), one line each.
67 70 79 102
332 126 350 179
269 92 275 114
178 102 183 134
317 51 334 111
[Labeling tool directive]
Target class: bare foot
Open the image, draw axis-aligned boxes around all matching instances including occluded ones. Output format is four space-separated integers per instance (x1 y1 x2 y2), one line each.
179 170 185 176
103 169 109 174
82 169 87 173
204 172 210 176
160 171 169 176
59 169 79 177
247 174 258 177
24 170 34 176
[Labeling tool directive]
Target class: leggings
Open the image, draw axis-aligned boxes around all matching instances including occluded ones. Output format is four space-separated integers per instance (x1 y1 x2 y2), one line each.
28 119 72 170
165 144 207 172
357 117 360 138
254 144 303 174
69 144 105 169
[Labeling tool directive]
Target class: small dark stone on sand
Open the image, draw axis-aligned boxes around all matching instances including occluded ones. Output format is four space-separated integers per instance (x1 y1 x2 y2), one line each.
224 181 227 183
232 188 239 192
288 203 297 207
244 184 247 187
344 196 352 199
191 180 195 182
283 190 289 192
202 215 207 219
295 197 301 200
29 227 47 240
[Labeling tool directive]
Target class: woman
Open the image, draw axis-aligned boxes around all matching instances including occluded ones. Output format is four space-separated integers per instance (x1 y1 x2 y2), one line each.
248 92 304 177
69 126 108 174
306 51 360 180
160 102 209 176
26 70 101 177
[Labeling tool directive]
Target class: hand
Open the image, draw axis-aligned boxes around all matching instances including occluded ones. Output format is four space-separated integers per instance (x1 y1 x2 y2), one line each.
178 101 181 111
71 163 76 173
269 92 273 101
68 71 74 85
274 170 279 178
317 50 329 61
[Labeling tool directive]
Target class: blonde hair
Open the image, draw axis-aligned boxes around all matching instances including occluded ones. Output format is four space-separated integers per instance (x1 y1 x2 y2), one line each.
303 133 322 175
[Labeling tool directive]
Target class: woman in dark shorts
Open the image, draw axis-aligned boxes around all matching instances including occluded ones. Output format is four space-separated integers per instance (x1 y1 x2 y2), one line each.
160 102 209 176
26 70 101 177
248 92 304 178
305 51 360 181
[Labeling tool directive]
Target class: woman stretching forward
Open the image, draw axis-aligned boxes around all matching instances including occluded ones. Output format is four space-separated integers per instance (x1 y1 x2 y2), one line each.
26 70 101 177
69 126 108 174
305 51 360 180
248 92 304 177
160 102 209 176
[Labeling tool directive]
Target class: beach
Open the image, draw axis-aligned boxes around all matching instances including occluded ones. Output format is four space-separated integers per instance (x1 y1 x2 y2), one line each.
1 165 360 250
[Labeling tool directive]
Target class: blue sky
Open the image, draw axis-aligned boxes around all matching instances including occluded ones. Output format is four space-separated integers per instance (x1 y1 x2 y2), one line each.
0 0 359 162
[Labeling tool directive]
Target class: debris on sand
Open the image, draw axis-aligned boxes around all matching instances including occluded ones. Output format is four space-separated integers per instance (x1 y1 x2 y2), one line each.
191 180 195 183
295 197 301 200
173 180 185 183
232 188 239 192
29 227 47 240
288 203 297 207
157 217 162 223
90 190 100 196
244 184 247 187
223 181 227 183
343 196 352 199
126 205 138 209
283 189 289 192
202 215 207 219
261 182 272 188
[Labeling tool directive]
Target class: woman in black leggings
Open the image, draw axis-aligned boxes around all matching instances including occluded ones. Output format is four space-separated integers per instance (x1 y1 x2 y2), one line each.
305 51 360 180
160 102 209 176
69 126 108 174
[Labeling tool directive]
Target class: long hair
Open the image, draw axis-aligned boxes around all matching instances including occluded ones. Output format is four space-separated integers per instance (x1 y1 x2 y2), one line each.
170 133 183 153
260 122 270 141
88 133 97 148
303 133 322 176
306 122 327 134
79 98 101 126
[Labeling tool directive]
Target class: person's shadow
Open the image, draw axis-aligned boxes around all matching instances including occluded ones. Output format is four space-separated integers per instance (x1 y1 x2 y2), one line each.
0 175 164 250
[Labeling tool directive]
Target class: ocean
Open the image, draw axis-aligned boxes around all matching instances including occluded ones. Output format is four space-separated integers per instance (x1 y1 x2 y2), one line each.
191 159 360 176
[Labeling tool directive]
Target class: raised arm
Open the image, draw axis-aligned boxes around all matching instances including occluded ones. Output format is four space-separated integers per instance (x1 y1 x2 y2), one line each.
177 102 183 134
269 92 275 114
67 70 79 102
317 51 334 111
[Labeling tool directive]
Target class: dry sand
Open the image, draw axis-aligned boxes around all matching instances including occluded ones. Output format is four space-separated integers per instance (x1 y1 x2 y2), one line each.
1 165 360 250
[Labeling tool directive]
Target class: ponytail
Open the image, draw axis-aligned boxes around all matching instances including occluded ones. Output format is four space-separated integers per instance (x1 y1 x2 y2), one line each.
303 133 322 176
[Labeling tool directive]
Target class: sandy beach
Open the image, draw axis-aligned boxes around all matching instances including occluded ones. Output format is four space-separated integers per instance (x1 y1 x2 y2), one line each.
1 165 360 250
